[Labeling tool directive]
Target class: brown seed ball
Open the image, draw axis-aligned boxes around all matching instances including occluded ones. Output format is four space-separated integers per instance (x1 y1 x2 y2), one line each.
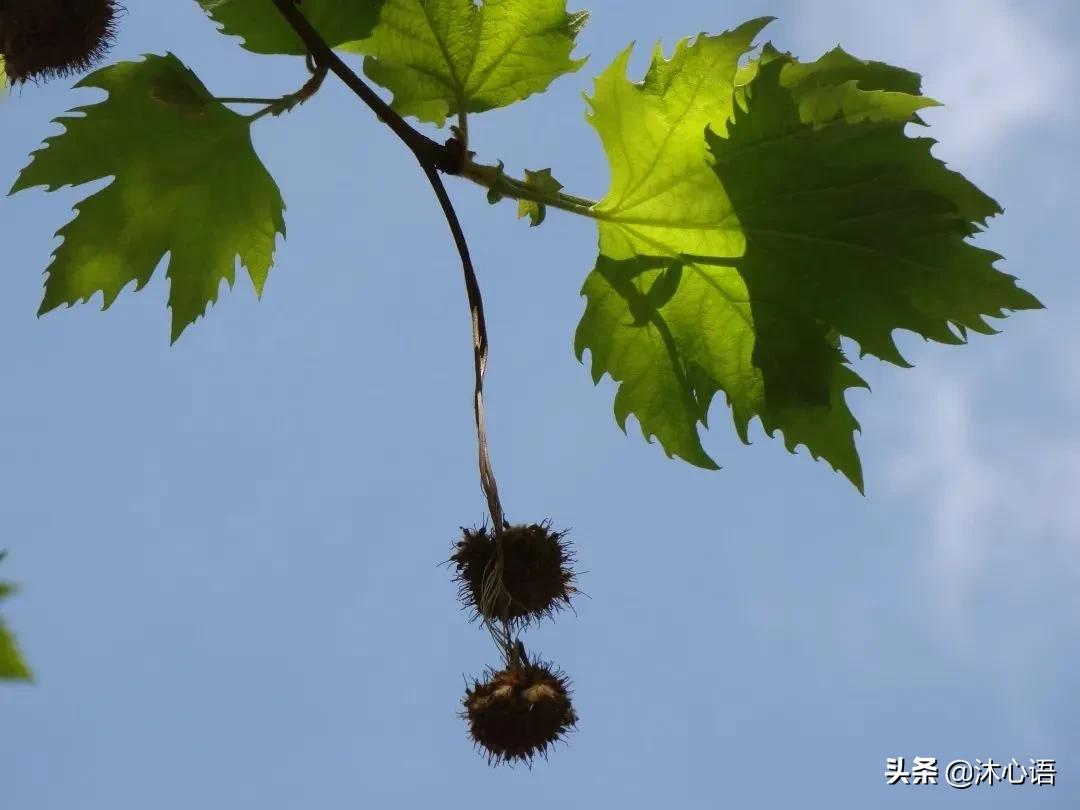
463 660 577 765
0 0 122 85
451 521 576 625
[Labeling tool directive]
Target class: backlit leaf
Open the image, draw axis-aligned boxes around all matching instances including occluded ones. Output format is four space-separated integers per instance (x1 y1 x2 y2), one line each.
576 22 1040 489
348 0 588 126
517 168 564 227
10 54 286 342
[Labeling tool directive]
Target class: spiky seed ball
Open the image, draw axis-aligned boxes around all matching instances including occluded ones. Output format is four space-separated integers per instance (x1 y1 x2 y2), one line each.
463 659 577 765
451 521 576 625
0 0 121 85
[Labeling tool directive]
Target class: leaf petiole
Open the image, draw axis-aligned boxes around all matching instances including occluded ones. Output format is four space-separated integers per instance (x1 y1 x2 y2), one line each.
235 61 329 122
461 158 600 220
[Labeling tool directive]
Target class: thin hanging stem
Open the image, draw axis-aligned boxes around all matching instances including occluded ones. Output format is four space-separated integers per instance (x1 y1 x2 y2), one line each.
417 161 508 535
270 0 508 536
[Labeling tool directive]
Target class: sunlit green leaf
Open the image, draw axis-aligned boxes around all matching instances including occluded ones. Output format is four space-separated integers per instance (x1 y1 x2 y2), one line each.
576 22 1040 489
348 0 588 126
10 54 286 342
518 168 563 227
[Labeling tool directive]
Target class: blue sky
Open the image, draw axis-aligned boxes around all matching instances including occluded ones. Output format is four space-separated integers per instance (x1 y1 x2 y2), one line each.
1 1 1077 807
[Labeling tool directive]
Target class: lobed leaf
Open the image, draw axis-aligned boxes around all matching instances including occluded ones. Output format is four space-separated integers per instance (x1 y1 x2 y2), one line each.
10 54 286 342
576 21 1041 489
347 0 588 126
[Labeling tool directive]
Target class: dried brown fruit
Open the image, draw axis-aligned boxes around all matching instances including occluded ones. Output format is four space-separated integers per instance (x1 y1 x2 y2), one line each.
0 0 122 85
451 521 577 625
463 658 577 765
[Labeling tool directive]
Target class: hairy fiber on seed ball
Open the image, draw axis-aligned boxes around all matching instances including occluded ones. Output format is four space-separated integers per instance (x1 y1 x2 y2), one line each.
463 659 577 766
451 521 577 625
0 0 121 84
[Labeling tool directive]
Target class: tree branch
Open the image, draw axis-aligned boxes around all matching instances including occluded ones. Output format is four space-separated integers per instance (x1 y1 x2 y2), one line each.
269 0 459 172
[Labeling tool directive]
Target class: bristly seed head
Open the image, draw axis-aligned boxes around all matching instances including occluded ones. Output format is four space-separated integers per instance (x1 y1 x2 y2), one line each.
0 0 123 85
450 521 577 626
463 658 577 766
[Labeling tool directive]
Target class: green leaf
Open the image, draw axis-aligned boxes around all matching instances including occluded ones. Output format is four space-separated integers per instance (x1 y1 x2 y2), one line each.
0 553 32 682
517 168 563 226
485 161 508 204
735 44 936 132
347 0 588 126
576 24 1040 489
149 73 213 117
737 43 925 98
0 616 31 682
711 59 1040 363
10 53 286 342
198 0 386 55
577 19 776 473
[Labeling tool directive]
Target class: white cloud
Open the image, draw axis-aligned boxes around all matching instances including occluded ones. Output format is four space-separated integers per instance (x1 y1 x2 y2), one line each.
883 359 1080 625
787 0 1080 617
885 374 999 625
781 0 1079 732
790 0 1073 165
879 357 1080 736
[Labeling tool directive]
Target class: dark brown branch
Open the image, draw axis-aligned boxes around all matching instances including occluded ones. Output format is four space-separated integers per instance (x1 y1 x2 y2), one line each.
269 0 460 172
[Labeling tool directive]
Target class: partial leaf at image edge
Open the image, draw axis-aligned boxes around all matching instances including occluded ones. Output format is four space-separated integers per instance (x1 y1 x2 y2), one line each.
0 618 32 682
0 553 32 682
9 53 286 342
347 0 588 126
576 22 1041 489
198 0 386 55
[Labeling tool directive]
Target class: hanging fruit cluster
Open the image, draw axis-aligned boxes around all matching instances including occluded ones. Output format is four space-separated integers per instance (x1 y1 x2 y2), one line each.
450 521 580 765
0 0 121 85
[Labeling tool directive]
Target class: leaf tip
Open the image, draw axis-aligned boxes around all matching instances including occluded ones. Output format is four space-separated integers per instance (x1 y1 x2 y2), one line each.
698 455 721 472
